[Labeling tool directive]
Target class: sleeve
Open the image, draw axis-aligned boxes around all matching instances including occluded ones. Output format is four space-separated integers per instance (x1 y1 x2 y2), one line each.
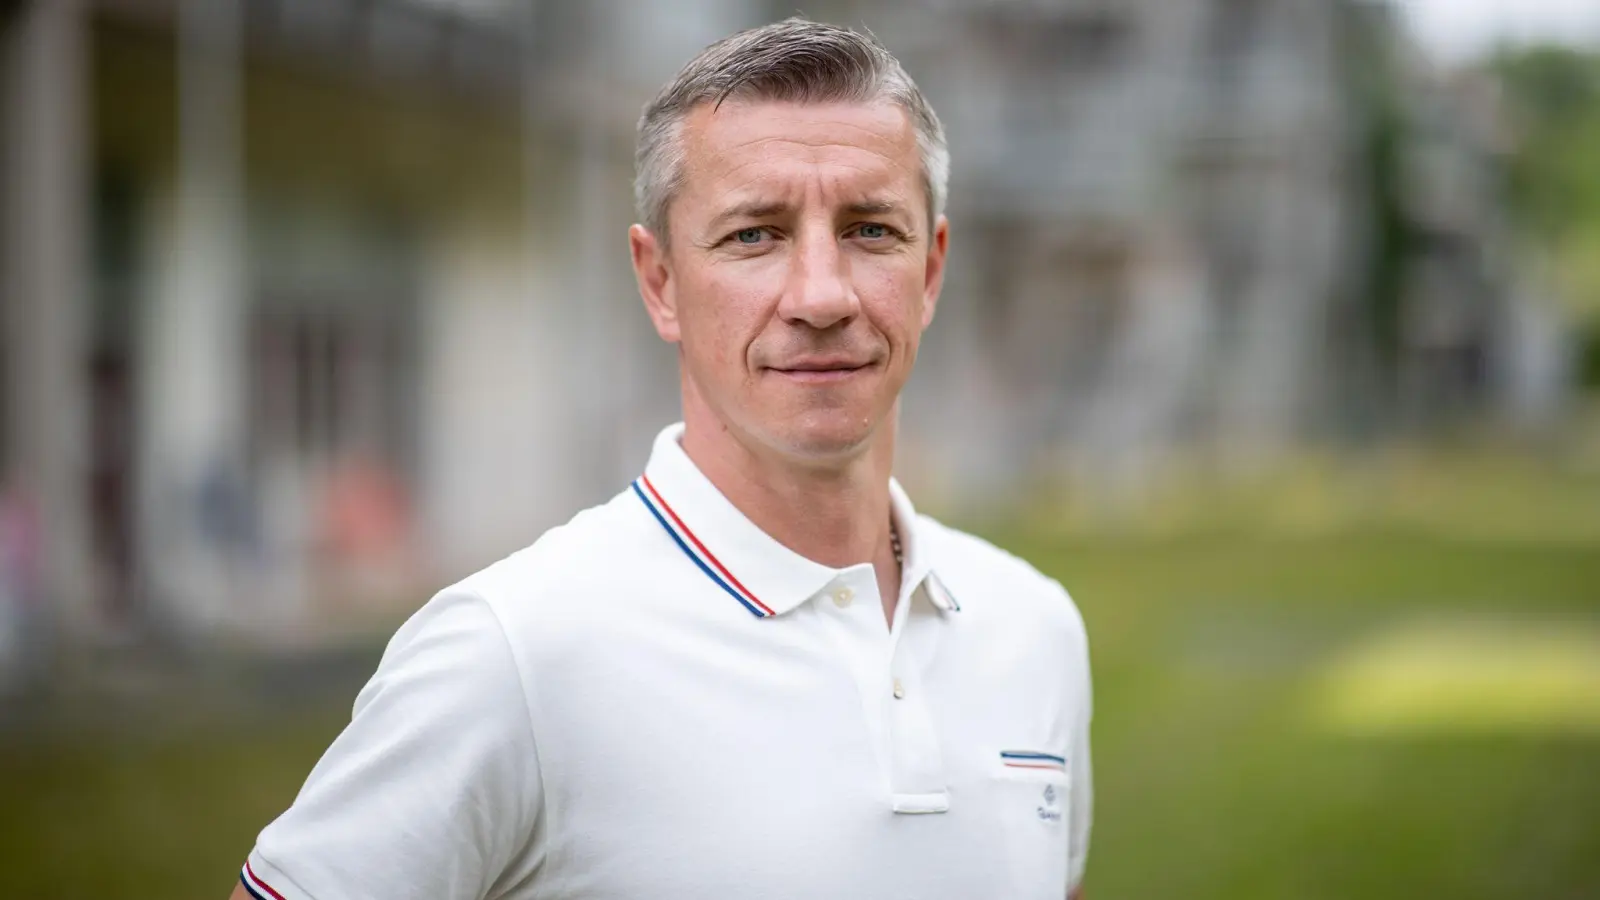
1066 679 1093 892
240 587 543 900
1064 588 1094 894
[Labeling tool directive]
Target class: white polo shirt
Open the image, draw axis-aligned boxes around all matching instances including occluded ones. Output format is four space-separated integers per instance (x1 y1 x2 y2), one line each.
243 423 1092 900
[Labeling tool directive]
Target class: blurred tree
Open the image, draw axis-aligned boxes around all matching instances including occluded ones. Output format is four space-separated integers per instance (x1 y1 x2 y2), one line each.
1344 3 1415 426
1490 45 1600 386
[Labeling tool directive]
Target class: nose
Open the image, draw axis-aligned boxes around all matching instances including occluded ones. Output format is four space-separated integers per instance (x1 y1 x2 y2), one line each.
777 226 859 330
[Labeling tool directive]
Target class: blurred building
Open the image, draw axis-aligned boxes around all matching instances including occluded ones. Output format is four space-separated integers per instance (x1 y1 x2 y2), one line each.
0 0 677 650
0 0 1569 656
1395 62 1569 432
863 0 1567 500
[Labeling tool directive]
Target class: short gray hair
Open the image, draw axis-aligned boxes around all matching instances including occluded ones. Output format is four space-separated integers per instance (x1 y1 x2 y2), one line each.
635 17 949 240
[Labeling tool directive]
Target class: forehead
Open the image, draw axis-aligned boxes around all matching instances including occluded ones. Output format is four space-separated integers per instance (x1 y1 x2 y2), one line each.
676 99 921 210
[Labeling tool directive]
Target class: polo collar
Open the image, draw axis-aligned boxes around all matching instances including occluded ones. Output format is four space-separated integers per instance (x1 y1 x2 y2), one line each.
632 423 958 619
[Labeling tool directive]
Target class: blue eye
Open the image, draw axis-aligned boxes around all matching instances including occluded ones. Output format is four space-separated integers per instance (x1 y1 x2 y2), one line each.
735 228 764 244
858 223 890 239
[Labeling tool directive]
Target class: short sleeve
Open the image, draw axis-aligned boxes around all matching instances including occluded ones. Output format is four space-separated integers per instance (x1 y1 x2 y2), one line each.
1062 584 1094 893
242 587 542 900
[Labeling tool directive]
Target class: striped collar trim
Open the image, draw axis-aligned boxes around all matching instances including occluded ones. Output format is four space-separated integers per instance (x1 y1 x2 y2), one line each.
635 423 958 620
633 473 776 618
923 568 963 613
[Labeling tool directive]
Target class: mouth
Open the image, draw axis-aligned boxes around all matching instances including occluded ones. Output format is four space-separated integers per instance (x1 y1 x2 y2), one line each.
766 358 875 384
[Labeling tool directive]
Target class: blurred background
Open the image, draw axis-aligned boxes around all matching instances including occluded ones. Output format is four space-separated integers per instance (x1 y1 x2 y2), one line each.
1 0 1597 896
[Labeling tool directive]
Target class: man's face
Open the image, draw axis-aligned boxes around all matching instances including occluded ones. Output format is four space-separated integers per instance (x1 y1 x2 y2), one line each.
631 99 948 464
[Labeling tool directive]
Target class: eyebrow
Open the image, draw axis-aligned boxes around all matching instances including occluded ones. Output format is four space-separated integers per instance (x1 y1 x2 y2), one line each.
707 200 791 233
707 198 910 233
845 200 904 217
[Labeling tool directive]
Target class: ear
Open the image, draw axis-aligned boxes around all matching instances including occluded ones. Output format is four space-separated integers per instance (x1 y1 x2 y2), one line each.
921 214 949 330
631 223 680 342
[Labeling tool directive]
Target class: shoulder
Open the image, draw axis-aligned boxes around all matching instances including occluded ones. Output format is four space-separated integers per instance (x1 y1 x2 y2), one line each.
917 514 1088 646
434 486 672 653
459 487 648 593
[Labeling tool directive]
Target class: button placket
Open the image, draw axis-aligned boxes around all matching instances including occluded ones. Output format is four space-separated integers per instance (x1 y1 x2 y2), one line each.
812 567 894 764
813 568 950 813
882 588 949 811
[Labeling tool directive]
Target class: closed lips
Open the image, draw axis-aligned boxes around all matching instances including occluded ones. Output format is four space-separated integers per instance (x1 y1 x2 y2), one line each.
771 357 869 372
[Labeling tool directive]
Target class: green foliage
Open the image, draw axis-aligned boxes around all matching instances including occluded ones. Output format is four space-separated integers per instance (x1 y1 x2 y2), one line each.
1491 46 1600 320
1343 5 1414 405
1581 319 1600 388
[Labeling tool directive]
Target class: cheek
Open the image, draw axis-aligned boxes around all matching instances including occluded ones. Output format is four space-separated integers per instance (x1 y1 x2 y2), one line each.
854 257 927 339
683 264 783 366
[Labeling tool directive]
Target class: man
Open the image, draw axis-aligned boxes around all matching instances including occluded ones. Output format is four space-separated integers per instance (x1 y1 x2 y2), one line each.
233 17 1091 900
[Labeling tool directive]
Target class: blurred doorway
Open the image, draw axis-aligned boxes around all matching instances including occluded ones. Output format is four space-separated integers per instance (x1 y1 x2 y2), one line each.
88 172 143 624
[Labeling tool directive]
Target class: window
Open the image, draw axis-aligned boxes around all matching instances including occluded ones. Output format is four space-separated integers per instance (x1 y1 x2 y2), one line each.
249 304 417 472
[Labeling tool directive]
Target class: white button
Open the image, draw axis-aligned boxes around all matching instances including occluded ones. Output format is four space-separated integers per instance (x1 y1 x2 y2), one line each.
832 587 854 608
892 678 905 699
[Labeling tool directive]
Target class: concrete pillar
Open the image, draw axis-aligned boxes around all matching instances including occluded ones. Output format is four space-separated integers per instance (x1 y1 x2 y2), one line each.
1 0 97 637
137 0 250 631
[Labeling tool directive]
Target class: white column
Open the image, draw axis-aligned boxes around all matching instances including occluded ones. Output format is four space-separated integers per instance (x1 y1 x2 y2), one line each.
1 0 96 636
137 0 249 631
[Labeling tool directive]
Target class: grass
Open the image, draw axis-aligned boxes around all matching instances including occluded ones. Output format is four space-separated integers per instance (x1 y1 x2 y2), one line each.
999 529 1600 900
0 712 350 899
1 454 1598 899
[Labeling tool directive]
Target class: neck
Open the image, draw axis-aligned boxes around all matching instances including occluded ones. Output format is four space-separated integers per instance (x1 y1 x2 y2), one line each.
679 410 898 576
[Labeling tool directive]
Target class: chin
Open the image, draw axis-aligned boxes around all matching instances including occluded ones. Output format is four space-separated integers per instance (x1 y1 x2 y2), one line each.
763 408 881 462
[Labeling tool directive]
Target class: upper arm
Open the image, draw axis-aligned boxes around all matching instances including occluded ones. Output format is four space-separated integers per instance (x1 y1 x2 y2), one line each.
1059 580 1094 895
240 587 544 900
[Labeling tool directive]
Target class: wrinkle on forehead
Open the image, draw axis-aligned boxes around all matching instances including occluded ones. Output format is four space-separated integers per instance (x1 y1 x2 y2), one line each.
675 99 922 230
687 97 915 154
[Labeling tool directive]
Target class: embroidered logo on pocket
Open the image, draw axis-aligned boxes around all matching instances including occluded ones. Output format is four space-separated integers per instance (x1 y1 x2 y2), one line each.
1037 783 1063 822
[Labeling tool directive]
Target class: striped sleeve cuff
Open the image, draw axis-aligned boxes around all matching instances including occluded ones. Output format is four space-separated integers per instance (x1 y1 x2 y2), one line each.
240 854 304 900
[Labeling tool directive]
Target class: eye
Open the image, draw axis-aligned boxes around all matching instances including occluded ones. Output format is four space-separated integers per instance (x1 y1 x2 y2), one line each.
856 223 893 240
734 227 765 244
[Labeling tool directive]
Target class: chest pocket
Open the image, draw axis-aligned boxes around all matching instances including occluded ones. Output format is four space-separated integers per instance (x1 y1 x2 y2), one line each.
992 750 1072 899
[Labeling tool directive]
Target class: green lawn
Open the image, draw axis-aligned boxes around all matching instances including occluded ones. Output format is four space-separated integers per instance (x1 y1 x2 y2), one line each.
1004 529 1600 900
2 460 1598 899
